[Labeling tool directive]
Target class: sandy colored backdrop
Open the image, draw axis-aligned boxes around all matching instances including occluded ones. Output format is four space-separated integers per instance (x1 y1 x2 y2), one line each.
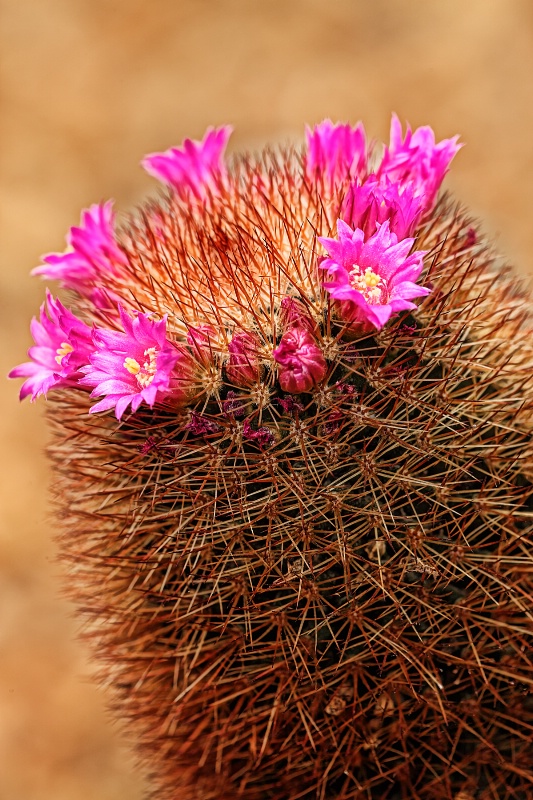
2 1 533 798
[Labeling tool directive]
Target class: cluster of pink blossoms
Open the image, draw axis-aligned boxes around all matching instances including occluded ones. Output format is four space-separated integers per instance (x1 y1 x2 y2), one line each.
10 117 461 420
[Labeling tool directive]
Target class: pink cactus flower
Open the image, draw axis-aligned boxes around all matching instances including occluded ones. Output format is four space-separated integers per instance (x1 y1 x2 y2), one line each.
32 202 128 306
341 175 424 240
305 120 367 186
80 308 192 419
9 290 93 401
377 115 462 211
142 126 232 201
319 219 430 331
226 330 261 387
273 325 327 394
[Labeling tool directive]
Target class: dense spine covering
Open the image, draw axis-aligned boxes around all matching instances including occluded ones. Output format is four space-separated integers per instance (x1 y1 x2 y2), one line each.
11 119 533 800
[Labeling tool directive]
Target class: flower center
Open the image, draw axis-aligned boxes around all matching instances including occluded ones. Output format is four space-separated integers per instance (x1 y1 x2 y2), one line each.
55 342 74 365
124 347 158 388
349 265 386 304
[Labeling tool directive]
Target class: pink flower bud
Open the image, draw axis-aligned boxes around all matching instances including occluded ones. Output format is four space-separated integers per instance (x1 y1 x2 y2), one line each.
273 326 327 394
279 296 317 333
187 324 217 364
226 330 261 386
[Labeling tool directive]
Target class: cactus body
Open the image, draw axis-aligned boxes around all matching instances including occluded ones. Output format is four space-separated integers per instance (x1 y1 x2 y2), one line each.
15 125 533 799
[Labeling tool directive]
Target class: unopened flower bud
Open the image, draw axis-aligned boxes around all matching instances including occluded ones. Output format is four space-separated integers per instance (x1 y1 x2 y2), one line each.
187 324 217 364
273 325 327 394
226 330 261 386
280 296 317 332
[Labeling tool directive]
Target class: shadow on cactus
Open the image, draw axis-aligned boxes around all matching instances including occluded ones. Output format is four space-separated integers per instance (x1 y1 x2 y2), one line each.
11 118 533 800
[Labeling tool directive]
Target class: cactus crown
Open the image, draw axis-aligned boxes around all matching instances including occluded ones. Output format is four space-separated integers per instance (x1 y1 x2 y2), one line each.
11 120 533 800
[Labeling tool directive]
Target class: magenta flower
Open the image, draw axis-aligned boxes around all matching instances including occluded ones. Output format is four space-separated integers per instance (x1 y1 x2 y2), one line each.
226 330 261 387
142 126 232 201
377 115 462 211
80 308 192 419
341 175 424 240
32 202 128 307
273 326 327 394
9 290 93 401
319 219 430 330
305 120 367 186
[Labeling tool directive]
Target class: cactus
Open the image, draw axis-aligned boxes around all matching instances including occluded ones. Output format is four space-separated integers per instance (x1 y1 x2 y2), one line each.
11 120 533 800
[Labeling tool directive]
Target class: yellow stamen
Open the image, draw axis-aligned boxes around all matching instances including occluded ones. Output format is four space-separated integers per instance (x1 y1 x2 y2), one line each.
124 357 141 375
349 265 386 304
363 270 381 288
55 342 74 365
124 348 159 388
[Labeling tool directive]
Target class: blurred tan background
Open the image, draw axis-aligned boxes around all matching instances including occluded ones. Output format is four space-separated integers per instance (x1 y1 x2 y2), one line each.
2 1 533 798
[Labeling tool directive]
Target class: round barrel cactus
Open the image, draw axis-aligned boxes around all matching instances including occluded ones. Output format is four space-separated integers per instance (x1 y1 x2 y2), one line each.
11 119 533 800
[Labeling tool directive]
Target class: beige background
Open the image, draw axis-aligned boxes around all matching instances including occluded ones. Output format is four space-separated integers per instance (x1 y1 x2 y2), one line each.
2 1 533 798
